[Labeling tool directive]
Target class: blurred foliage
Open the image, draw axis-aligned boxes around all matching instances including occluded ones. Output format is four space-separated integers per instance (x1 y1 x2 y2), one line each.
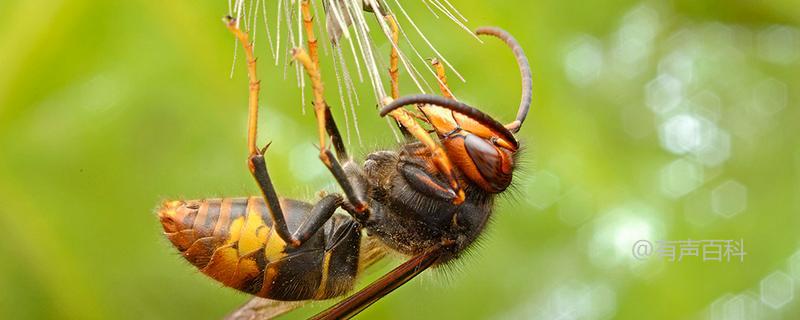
0 0 799 319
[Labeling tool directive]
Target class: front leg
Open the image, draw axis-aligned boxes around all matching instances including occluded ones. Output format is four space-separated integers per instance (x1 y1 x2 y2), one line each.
381 97 466 204
400 161 458 202
226 17 351 248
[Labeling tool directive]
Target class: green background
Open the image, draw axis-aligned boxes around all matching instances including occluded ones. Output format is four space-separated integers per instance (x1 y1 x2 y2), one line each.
1 0 799 319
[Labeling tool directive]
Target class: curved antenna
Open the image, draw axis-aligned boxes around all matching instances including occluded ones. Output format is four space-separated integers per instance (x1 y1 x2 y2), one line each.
380 95 518 148
475 27 532 133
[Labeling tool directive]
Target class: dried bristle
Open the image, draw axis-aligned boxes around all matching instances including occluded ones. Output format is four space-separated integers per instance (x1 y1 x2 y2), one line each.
227 0 480 146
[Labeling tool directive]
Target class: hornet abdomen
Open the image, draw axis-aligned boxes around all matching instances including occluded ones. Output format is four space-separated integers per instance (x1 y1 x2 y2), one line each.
158 197 361 301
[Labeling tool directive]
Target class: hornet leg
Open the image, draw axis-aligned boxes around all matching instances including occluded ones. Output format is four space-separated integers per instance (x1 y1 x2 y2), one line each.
226 17 352 248
295 4 370 215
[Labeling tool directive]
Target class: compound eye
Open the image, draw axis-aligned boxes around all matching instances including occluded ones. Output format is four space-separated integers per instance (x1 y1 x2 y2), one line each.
464 134 513 192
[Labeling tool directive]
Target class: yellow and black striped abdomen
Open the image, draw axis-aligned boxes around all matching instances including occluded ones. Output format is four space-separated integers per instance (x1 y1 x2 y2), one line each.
158 197 361 301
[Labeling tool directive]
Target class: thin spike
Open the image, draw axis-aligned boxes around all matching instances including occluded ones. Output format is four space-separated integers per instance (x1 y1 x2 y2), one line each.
338 44 360 106
357 0 387 98
348 0 399 141
388 4 452 95
235 0 244 28
392 0 466 82
381 0 436 93
284 0 297 47
352 0 370 33
330 45 352 145
247 0 256 31
282 0 301 85
228 0 246 79
428 0 482 43
327 0 351 40
251 0 259 55
441 0 468 22
336 44 363 145
329 0 365 82
229 39 239 79
420 0 440 19
261 0 276 61
297 0 303 49
275 0 282 65
348 0 384 98
366 32 389 89
240 0 248 30
299 64 306 114
366 1 425 93
282 48 289 79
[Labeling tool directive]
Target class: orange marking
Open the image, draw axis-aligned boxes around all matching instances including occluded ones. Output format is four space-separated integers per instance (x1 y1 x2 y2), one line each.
419 105 458 134
443 132 514 193
158 200 185 233
387 15 400 99
425 59 466 138
300 0 319 67
442 134 489 190
166 229 197 252
257 264 279 297
234 256 261 292
213 198 233 237
297 4 333 163
202 244 246 288
418 101 517 152
418 60 519 152
431 59 453 99
314 251 333 299
292 48 328 156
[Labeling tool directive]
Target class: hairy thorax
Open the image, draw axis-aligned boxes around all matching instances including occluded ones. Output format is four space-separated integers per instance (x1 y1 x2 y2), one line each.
359 144 495 262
